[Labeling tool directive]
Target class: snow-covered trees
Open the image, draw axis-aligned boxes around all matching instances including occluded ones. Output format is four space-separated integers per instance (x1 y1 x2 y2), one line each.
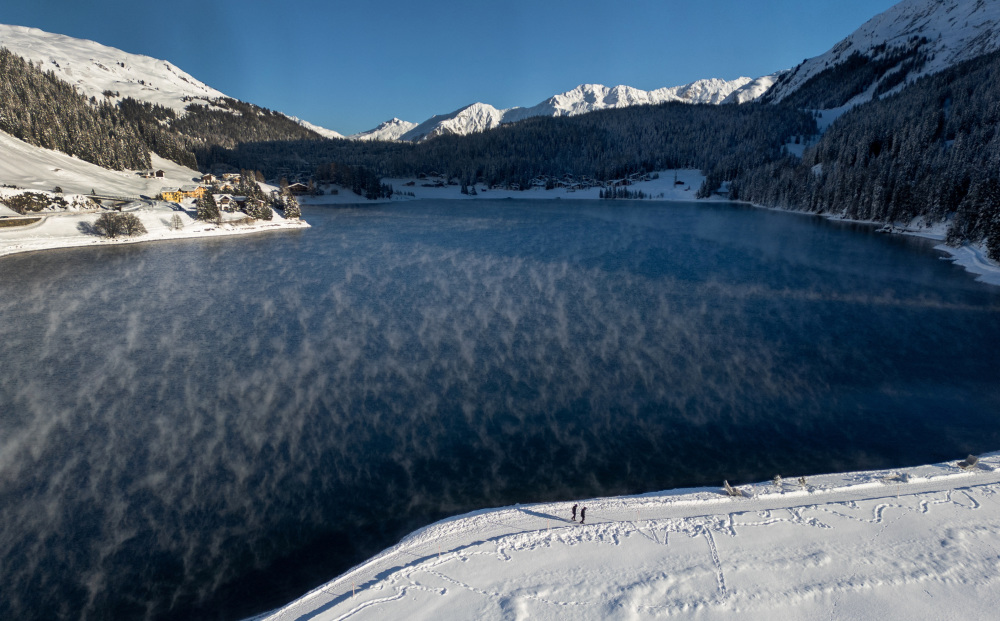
279 191 301 219
195 193 219 222
0 48 150 170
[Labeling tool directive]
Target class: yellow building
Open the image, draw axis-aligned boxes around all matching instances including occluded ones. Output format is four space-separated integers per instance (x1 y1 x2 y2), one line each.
159 186 207 202
159 188 185 202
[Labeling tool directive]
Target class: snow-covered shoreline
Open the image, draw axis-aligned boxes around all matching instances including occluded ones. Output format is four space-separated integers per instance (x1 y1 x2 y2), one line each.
254 452 1000 620
0 209 309 260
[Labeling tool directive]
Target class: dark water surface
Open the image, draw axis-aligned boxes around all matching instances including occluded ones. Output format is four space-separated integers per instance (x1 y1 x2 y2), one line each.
1 200 999 620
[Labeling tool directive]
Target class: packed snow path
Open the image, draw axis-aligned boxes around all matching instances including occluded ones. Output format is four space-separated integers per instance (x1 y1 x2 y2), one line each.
258 455 1000 620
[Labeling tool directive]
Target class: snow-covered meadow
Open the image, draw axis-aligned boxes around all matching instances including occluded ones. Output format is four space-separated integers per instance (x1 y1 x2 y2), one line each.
256 454 1000 621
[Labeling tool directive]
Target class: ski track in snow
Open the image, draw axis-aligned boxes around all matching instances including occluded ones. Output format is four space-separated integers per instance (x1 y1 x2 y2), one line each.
256 456 1000 620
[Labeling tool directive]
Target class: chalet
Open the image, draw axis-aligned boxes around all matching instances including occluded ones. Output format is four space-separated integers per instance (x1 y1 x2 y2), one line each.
213 194 236 211
287 182 310 195
201 174 217 184
156 170 165 178
138 169 166 179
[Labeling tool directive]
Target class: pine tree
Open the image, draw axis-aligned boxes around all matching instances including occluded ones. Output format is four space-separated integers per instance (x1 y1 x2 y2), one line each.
196 193 219 222
281 192 301 219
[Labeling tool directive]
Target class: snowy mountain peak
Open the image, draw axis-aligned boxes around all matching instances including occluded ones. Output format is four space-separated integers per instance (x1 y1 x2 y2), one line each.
764 0 1000 106
400 102 507 142
350 117 419 142
384 76 766 142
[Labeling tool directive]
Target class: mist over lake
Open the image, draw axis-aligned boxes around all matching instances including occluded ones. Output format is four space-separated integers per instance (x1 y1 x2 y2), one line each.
2 199 999 621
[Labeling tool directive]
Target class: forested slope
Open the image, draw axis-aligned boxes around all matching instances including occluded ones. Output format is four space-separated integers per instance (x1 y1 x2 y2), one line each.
0 46 322 172
732 49 1000 259
0 48 151 170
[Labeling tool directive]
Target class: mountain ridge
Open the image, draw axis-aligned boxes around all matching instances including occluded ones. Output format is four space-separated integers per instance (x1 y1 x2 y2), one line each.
359 77 770 143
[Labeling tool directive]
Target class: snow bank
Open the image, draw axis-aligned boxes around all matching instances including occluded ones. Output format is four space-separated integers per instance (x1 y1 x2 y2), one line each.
935 243 1000 286
0 202 308 260
254 453 1000 621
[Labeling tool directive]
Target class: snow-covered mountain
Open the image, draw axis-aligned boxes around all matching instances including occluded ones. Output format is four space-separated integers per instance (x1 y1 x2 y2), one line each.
721 72 785 104
763 0 1000 106
349 118 419 142
0 23 343 138
366 77 762 142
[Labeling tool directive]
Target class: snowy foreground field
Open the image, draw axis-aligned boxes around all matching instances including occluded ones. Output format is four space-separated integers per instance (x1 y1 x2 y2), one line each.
255 454 1000 620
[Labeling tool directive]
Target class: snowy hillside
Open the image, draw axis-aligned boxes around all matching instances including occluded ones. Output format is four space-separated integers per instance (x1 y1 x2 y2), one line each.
0 23 341 137
764 0 1000 105
365 78 762 143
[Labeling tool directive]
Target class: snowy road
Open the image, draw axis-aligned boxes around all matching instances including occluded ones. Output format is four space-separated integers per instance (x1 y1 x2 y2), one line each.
258 455 1000 620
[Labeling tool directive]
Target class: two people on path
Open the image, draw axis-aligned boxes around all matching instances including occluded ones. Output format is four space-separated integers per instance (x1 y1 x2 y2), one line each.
570 504 586 524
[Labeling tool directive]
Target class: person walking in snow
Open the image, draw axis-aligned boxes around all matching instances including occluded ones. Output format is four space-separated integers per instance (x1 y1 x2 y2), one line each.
571 503 578 521
580 507 586 524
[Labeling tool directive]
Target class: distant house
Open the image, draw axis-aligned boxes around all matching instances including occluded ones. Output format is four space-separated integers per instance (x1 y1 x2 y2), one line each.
287 182 310 195
201 174 217 184
155 170 165 178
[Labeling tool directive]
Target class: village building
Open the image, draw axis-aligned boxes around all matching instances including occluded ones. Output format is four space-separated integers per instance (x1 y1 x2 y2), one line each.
180 185 206 199
159 188 185 202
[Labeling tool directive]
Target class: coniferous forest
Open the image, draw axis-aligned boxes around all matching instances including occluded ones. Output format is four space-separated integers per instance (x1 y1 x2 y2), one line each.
196 102 817 191
732 49 1000 260
0 48 151 170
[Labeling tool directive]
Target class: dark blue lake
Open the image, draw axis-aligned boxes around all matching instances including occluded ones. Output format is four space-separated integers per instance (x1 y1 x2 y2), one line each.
1 200 999 620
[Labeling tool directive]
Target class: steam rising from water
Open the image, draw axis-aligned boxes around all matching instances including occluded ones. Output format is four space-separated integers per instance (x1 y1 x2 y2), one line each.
1 201 999 620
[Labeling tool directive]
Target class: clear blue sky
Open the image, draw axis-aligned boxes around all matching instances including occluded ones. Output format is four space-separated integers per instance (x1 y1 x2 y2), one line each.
6 0 899 135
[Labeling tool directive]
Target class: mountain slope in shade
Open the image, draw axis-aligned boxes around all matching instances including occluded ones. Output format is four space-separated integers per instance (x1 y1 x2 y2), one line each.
384 77 759 142
763 0 1000 106
0 23 342 138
